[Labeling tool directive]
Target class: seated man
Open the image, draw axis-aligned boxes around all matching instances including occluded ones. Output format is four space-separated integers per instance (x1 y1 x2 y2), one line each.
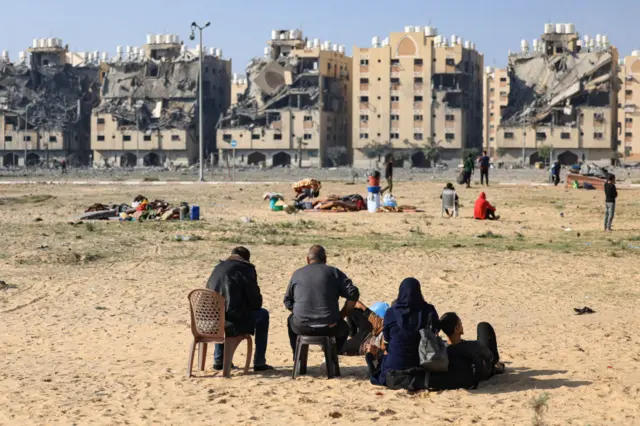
341 301 388 356
206 247 273 372
284 245 360 357
430 312 504 390
473 192 500 220
440 183 460 217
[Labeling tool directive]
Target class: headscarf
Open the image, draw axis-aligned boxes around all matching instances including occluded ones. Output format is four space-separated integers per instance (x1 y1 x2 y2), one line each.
392 278 430 332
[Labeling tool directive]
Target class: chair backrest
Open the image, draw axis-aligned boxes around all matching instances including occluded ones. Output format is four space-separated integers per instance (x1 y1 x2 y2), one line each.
188 289 225 339
442 189 456 208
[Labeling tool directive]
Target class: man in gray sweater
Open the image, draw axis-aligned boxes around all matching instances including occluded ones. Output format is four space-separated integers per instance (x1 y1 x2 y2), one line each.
284 245 360 357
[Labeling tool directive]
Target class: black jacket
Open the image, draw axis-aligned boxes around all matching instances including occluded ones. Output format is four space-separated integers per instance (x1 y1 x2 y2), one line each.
604 182 617 203
206 255 262 336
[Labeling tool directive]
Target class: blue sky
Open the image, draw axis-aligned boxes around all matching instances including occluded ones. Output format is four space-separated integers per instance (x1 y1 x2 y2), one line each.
1 0 638 73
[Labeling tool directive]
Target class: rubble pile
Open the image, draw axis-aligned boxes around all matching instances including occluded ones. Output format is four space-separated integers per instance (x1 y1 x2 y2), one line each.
79 195 197 222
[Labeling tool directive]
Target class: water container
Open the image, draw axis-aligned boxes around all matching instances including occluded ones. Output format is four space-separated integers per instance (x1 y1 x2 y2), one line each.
271 29 278 40
190 205 200 221
367 186 381 194
544 23 554 34
368 175 381 187
372 36 380 47
164 34 172 44
216 48 222 58
367 193 381 213
339 45 345 54
146 34 153 45
425 26 437 36
414 26 422 33
555 23 565 34
565 23 575 34
209 47 215 55
32 39 38 48
313 38 320 48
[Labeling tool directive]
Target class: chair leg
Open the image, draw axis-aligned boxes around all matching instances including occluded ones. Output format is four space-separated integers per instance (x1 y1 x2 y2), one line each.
187 340 196 378
332 340 341 377
198 343 208 371
292 337 302 379
299 344 309 376
323 339 334 379
244 337 253 374
223 340 236 379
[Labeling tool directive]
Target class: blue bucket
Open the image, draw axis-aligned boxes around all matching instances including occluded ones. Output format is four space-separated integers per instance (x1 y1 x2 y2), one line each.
190 205 200 221
367 186 381 193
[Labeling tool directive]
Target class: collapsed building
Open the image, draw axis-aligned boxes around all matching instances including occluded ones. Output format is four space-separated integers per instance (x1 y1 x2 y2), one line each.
91 35 231 167
352 26 485 168
492 24 619 165
216 29 352 167
618 51 640 162
0 39 101 167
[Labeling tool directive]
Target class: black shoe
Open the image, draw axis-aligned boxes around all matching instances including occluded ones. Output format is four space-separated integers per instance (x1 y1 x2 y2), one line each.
254 364 274 372
213 363 236 371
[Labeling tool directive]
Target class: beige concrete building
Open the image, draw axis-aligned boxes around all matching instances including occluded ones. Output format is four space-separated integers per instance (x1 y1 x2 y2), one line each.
351 26 484 167
231 75 248 106
0 38 100 167
482 67 509 157
495 24 619 165
618 52 640 162
91 34 231 167
217 29 352 167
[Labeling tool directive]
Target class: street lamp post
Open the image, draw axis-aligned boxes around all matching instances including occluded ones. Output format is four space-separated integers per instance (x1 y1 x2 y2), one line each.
23 105 29 168
190 21 210 182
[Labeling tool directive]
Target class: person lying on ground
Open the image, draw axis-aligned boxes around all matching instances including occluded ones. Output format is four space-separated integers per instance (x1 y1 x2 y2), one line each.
429 312 505 390
341 301 389 356
284 245 360 358
440 183 460 217
369 278 439 390
473 192 500 220
293 179 322 203
206 247 273 372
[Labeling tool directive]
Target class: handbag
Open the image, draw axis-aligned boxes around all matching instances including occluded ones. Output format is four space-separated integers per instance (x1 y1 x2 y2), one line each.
418 328 449 372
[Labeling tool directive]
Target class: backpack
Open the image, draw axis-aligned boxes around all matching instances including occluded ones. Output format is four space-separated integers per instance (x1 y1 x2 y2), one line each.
456 171 466 185
418 327 449 372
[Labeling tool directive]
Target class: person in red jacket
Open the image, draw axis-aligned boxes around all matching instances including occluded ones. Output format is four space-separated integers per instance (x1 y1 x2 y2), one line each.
473 192 500 220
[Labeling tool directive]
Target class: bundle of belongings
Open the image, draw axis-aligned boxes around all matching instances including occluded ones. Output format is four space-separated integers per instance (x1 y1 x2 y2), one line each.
79 195 189 221
377 204 420 213
308 194 366 212
263 192 286 211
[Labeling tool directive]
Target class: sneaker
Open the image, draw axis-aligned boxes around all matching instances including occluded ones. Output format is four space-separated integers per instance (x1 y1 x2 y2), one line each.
254 364 274 372
213 363 236 371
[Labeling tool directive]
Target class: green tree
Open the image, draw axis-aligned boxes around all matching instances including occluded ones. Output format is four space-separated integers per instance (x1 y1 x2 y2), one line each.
537 145 552 164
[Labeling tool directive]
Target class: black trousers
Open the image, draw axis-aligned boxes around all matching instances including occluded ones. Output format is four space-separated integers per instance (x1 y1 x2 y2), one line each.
553 174 560 186
464 171 472 187
342 310 374 355
480 167 489 186
484 210 497 220
477 322 499 363
287 315 350 358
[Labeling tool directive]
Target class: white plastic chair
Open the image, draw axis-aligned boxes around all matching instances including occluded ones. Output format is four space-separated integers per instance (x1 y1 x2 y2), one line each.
441 189 458 218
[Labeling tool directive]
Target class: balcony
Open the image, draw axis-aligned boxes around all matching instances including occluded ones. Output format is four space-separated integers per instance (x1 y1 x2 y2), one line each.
391 66 401 73
271 121 282 130
360 66 369 73
414 84 423 92
359 121 369 128
360 102 369 110
391 71 400 78
359 83 369 91
304 121 314 129
359 91 369 96
391 102 400 111
413 102 423 109
414 65 423 73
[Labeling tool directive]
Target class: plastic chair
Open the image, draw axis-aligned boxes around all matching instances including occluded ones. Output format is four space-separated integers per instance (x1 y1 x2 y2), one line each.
292 336 341 379
441 189 458 217
186 289 252 378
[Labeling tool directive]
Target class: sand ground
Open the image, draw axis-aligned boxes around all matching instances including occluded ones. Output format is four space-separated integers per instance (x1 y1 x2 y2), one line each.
1 181 639 425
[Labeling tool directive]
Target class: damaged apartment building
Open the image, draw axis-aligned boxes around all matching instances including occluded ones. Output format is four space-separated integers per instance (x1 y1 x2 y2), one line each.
0 39 101 167
352 26 484 168
217 29 352 167
91 35 231 167
491 24 619 165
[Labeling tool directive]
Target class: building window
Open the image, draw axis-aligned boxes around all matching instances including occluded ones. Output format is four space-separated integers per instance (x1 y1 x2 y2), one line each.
171 135 180 141
625 132 633 137
415 77 423 83
144 135 152 141
594 132 604 139
390 59 399 66
360 78 369 84
390 114 400 121
504 132 514 139
445 114 455 121
5 135 12 142
252 134 260 140
490 88 495 93
273 134 282 140
626 90 633 95
561 132 571 139
23 136 31 142
499 77 507 82
97 118 105 125
97 135 105 141
625 118 633 123
536 132 546 140
414 114 423 121
223 134 232 142
391 96 399 102
359 133 369 139
414 96 423 102
414 59 423 65
390 78 400 84
445 133 455 140
304 116 313 122
414 133 423 140
123 135 131 142
360 115 368 121
360 96 369 102
304 134 312 140
49 136 57 142
489 137 495 142
360 59 369 66
445 58 455 66
390 133 400 139
499 91 507 96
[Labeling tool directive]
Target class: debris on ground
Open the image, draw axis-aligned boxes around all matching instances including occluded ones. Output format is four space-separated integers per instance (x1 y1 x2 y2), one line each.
76 195 199 222
574 306 595 315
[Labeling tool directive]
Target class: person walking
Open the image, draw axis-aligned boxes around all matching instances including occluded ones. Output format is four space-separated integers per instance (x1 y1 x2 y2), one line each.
604 174 617 232
463 154 475 188
381 158 394 195
478 151 490 186
61 159 67 174
206 247 273 372
551 160 561 186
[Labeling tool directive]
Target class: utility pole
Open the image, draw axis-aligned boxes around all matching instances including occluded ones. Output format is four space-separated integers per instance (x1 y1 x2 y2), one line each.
521 121 526 166
190 21 210 182
23 106 28 168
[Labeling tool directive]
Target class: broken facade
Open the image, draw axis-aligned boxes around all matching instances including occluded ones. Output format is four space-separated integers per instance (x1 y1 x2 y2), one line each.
0 39 101 167
91 35 231 167
617 52 640 161
352 26 484 168
217 30 352 168
493 24 619 165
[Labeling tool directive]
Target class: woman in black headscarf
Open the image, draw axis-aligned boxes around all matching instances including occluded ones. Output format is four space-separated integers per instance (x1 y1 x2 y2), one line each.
370 278 439 388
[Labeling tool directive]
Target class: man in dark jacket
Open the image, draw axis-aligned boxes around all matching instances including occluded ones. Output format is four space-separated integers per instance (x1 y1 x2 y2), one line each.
206 247 272 371
381 158 394 195
284 245 360 357
604 174 617 232
463 154 475 188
